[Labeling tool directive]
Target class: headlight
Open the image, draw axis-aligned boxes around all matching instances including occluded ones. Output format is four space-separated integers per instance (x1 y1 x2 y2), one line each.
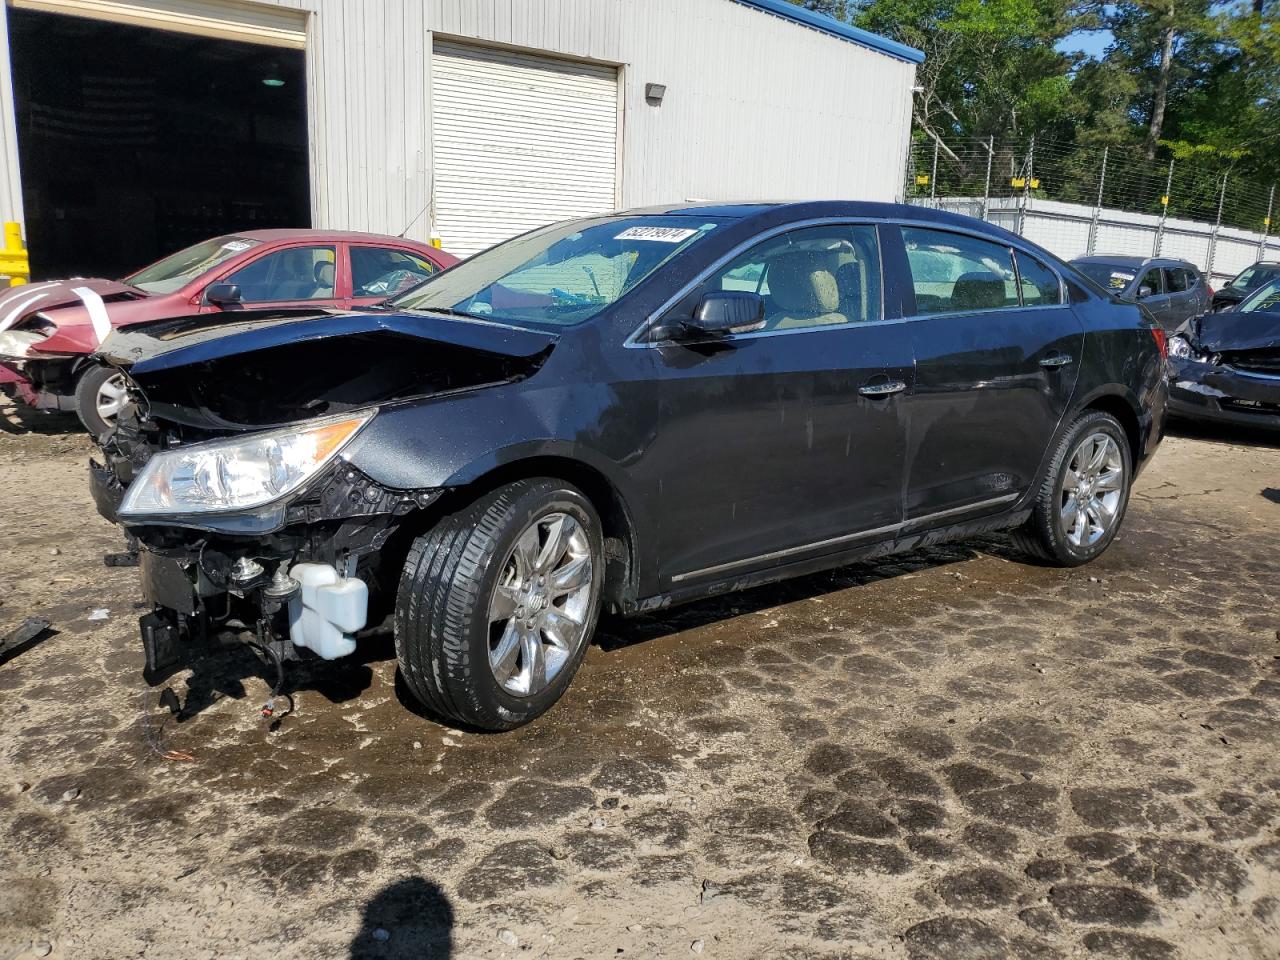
119 411 373 520
1167 335 1193 359
0 329 49 359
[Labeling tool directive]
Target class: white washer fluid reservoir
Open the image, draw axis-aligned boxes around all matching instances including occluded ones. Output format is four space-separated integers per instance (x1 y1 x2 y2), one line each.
286 562 368 659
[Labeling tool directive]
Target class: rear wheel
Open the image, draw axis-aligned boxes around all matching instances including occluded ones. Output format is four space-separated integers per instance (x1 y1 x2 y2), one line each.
1014 411 1132 567
74 363 128 436
394 478 603 730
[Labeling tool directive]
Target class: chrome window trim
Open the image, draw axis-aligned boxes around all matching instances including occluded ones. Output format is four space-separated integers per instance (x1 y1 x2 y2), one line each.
626 216 1071 348
669 492 1020 583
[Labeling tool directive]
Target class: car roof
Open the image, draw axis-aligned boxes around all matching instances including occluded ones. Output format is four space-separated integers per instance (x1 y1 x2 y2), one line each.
1072 254 1193 269
613 200 1024 234
230 228 430 244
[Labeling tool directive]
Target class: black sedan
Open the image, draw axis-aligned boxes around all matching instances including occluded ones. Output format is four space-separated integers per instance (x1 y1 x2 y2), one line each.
1168 276 1280 430
91 202 1167 730
1211 260 1280 312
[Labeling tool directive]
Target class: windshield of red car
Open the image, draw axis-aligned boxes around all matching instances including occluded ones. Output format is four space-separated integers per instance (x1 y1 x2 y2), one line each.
390 216 726 327
124 236 263 294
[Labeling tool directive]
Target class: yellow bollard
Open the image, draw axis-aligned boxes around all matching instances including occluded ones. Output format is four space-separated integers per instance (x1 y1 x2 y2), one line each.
0 222 30 286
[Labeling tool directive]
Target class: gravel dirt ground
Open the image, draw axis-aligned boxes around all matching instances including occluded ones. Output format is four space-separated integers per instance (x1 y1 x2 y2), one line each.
0 397 1277 960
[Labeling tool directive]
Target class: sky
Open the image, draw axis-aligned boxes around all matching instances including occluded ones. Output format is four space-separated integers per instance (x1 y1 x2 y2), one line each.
1056 29 1115 59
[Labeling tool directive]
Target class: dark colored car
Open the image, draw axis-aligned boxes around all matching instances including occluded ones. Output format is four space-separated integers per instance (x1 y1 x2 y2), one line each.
1167 276 1280 430
1071 255 1211 331
1210 261 1280 312
0 230 457 434
89 202 1167 730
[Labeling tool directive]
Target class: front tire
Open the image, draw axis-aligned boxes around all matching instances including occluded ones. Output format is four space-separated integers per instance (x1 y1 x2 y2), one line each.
1014 411 1132 567
74 363 128 436
394 478 604 730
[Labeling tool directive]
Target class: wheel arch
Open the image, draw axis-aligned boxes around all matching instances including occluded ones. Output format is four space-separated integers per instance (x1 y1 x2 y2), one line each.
1077 388 1143 466
440 454 642 614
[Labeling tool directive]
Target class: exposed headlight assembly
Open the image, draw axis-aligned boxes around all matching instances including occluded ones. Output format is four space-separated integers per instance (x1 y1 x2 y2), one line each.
1167 335 1214 364
119 411 374 530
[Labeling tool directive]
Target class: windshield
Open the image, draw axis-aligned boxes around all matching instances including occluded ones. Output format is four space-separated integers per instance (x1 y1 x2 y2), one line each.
391 216 725 327
1073 262 1135 293
1237 276 1280 313
1229 264 1280 291
124 236 262 294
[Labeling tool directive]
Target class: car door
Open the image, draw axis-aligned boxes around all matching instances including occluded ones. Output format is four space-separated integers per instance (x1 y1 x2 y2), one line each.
1162 266 1198 327
1133 266 1171 328
198 243 341 312
896 225 1084 519
645 222 914 585
347 244 443 310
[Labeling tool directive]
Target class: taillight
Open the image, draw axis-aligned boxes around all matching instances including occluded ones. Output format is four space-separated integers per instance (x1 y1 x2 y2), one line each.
1150 325 1168 359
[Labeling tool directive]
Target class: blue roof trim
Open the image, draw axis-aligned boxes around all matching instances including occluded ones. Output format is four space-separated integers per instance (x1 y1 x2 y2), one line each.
732 0 925 64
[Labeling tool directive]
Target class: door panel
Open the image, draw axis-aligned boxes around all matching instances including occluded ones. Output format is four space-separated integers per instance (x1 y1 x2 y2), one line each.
897 228 1084 518
648 223 913 584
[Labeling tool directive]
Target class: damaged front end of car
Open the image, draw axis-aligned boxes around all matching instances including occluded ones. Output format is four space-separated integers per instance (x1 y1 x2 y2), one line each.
90 309 556 698
1167 312 1280 430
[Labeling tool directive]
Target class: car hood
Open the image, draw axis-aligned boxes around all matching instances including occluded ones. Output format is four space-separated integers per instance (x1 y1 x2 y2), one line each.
97 308 559 431
0 278 147 336
1190 311 1280 353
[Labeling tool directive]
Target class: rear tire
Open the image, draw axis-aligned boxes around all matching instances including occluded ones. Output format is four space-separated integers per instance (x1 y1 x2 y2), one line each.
1014 411 1132 567
394 478 603 730
74 363 128 437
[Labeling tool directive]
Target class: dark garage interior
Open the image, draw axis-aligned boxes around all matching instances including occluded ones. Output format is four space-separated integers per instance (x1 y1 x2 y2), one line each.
7 8 309 280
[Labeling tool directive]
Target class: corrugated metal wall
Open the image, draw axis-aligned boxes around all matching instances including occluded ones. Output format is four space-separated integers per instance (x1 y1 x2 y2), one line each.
1 0 916 246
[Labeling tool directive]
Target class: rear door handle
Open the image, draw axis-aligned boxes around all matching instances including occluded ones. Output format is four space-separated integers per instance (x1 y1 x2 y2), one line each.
858 379 908 398
1039 354 1073 368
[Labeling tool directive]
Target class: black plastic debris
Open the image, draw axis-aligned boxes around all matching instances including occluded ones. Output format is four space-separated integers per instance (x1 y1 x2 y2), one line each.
0 617 53 662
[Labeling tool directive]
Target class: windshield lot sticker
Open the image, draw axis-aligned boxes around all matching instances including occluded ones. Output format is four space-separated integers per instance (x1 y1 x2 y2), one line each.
1109 271 1134 288
221 240 254 252
615 226 699 243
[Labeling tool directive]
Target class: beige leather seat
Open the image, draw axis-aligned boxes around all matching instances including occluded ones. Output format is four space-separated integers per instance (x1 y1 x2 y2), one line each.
765 251 849 330
310 259 336 298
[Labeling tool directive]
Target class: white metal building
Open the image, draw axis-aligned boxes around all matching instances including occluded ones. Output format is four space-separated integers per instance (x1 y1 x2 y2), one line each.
0 0 920 274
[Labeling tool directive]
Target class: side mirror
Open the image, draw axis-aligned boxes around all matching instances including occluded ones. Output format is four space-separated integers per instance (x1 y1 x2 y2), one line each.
1137 284 1155 299
206 283 243 307
682 291 766 338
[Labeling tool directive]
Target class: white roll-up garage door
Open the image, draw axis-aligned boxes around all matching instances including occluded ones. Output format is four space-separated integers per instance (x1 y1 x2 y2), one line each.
431 39 619 258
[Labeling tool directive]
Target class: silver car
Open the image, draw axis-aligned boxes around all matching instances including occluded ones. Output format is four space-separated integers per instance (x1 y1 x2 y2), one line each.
1071 255 1212 331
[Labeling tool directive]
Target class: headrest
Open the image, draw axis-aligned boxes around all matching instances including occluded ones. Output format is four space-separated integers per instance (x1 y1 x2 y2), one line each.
952 271 1007 311
315 260 335 284
769 251 840 314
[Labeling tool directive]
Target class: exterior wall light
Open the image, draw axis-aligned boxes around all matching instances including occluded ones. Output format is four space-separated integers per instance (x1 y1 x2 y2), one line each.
645 83 666 105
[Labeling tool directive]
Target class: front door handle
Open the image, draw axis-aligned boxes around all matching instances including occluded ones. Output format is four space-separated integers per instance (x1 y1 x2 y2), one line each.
858 379 908 398
1039 354 1073 368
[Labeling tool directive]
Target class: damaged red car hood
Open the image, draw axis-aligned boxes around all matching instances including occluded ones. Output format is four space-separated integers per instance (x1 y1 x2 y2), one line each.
0 278 147 337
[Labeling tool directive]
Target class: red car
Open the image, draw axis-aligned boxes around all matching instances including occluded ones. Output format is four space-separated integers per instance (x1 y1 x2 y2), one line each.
0 229 457 433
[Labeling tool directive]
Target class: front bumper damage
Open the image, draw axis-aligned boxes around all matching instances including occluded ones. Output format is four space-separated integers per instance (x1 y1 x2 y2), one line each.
92 435 442 693
1167 358 1280 431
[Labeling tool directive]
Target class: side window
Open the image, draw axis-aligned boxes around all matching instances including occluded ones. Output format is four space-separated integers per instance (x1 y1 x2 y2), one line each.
352 246 438 297
222 245 337 303
1165 268 1188 293
1138 269 1164 296
1015 252 1062 306
902 227 1018 315
676 224 882 333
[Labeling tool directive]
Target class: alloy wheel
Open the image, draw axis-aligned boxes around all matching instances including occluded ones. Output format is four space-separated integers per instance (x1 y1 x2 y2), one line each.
1059 432 1125 548
488 512 594 697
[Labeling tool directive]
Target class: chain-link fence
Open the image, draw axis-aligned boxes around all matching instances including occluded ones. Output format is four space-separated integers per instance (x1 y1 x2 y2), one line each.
904 135 1278 282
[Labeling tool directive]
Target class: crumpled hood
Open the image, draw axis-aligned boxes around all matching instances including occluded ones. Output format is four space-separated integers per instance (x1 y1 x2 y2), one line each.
98 308 559 431
1192 311 1280 353
0 278 146 339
